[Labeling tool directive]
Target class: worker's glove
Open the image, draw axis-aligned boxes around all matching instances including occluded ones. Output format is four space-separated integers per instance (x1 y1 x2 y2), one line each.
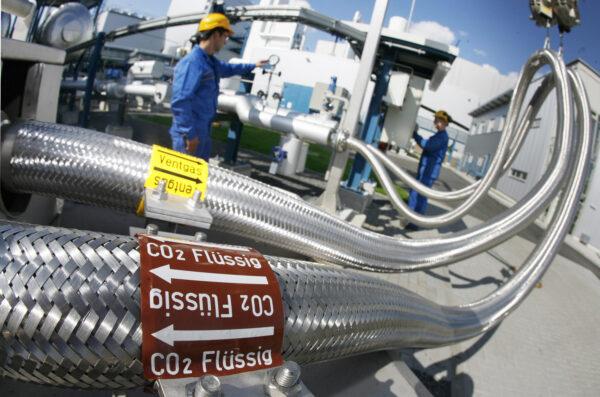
186 136 200 155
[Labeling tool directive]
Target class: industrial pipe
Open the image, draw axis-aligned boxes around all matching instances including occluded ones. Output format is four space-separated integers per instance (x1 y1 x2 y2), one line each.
0 94 590 386
342 49 571 228
218 93 337 146
359 75 556 203
0 51 589 273
123 83 160 97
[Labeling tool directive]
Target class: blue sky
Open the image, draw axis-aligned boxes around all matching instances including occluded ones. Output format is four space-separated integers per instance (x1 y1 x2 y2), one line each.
105 0 599 76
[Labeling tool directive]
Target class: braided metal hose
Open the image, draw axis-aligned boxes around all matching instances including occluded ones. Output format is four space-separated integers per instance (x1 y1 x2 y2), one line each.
353 74 555 203
0 50 587 272
0 222 452 389
0 67 591 390
341 49 571 228
0 97 590 386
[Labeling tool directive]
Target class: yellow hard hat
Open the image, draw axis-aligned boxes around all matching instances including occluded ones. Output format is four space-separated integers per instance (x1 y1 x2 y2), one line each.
198 13 234 34
434 110 452 124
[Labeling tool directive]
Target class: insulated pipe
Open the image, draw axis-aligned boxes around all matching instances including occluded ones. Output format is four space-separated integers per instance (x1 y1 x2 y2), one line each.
0 88 590 386
217 93 336 146
123 83 158 97
61 79 158 99
342 49 571 228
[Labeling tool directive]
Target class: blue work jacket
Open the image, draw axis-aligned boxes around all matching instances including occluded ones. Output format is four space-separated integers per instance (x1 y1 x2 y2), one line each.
170 46 255 140
414 130 449 184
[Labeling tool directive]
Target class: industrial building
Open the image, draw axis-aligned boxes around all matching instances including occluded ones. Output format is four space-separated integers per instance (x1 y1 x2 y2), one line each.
462 59 600 250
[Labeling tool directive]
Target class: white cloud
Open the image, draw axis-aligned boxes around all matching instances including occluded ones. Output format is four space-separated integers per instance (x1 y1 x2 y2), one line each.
459 30 468 37
507 71 519 83
481 63 500 74
474 48 487 57
408 20 456 45
385 17 456 45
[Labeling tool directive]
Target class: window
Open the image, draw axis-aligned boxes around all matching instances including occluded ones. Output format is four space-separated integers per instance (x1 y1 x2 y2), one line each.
510 168 528 182
498 116 505 132
487 118 495 133
478 123 485 134
470 122 478 134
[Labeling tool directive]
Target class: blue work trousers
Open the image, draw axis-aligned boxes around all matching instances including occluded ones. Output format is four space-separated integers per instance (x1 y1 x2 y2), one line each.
408 177 434 215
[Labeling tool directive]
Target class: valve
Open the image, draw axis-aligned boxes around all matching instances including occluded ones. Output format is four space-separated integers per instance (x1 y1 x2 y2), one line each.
530 0 580 33
269 146 288 174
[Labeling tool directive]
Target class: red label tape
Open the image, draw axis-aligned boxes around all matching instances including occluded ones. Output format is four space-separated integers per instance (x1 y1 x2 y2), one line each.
139 235 284 379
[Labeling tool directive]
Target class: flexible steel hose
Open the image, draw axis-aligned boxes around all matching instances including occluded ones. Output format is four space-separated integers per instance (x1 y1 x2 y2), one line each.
0 50 584 272
341 49 570 228
0 118 568 272
0 85 590 386
355 75 555 203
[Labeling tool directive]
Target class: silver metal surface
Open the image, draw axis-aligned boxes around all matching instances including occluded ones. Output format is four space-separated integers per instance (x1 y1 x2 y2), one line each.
195 375 222 397
143 187 213 230
217 94 337 146
266 360 312 397
0 105 591 385
38 3 93 50
0 75 591 383
318 0 388 213
354 75 555 204
0 59 582 273
342 49 571 228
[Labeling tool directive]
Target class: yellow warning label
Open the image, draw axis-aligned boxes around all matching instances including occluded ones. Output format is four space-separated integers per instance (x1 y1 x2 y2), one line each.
144 145 208 200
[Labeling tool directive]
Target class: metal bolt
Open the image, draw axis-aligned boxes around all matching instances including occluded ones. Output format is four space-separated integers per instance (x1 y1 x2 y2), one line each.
274 361 301 389
153 179 168 200
188 189 203 209
194 231 207 242
146 223 159 235
194 374 221 397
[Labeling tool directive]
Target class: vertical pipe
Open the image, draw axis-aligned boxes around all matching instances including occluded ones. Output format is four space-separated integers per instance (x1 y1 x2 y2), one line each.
318 0 388 212
79 32 106 128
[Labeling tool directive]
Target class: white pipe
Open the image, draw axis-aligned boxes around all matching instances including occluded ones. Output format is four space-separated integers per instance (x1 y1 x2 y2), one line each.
1 0 34 18
61 80 159 99
218 93 337 146
123 84 158 97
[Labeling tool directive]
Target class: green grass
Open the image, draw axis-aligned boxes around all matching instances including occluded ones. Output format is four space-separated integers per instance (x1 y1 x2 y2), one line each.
374 183 410 202
136 114 409 200
137 114 172 126
136 114 334 174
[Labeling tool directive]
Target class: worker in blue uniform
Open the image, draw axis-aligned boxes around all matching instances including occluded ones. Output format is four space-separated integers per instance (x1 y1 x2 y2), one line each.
170 13 267 160
407 110 451 224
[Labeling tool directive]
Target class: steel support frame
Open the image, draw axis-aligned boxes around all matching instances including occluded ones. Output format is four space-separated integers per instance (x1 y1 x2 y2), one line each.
316 0 388 213
344 50 394 191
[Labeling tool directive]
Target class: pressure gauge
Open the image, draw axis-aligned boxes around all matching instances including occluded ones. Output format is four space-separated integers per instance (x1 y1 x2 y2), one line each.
268 54 280 67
